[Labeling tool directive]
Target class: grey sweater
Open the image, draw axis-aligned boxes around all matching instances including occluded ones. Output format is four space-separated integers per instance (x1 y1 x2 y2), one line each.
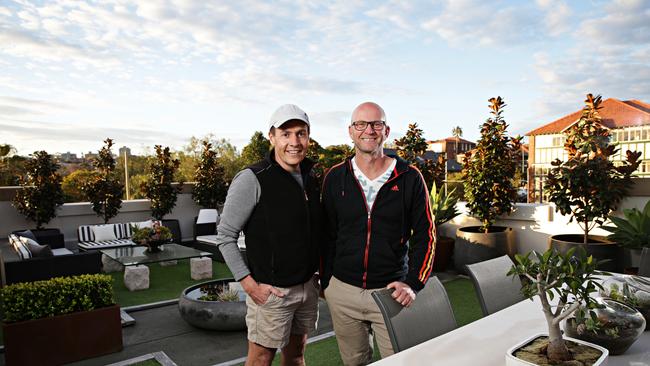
215 168 303 281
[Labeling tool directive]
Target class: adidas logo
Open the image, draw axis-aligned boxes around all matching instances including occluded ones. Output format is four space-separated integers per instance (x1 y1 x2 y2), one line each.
391 185 399 192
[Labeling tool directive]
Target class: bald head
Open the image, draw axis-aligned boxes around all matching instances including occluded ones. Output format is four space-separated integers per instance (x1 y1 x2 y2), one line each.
351 102 386 124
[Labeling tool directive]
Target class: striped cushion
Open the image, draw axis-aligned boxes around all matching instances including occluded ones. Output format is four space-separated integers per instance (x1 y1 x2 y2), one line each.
78 223 133 242
8 234 32 260
77 238 136 250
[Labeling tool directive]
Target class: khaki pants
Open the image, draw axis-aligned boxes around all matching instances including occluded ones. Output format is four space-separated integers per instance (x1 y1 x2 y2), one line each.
324 276 394 366
246 276 320 349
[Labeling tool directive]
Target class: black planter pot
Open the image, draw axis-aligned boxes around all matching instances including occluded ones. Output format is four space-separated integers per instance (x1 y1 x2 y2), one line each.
178 278 247 331
432 236 454 273
548 234 622 272
454 226 516 274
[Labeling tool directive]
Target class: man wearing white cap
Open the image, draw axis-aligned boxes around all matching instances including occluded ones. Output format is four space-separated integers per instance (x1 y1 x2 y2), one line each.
215 104 322 366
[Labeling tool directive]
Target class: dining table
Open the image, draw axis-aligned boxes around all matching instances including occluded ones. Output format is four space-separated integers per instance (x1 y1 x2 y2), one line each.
371 281 650 365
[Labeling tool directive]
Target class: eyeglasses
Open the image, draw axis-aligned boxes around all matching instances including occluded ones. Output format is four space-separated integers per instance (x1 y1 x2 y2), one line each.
351 120 386 131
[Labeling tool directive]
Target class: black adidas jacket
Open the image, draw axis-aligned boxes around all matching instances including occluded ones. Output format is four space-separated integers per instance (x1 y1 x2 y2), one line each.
321 155 435 292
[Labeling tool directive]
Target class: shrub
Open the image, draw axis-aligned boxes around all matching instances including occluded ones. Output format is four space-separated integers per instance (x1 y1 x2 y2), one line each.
12 151 65 229
462 97 522 232
141 145 182 220
192 140 227 209
84 138 124 223
545 94 641 244
1 274 115 323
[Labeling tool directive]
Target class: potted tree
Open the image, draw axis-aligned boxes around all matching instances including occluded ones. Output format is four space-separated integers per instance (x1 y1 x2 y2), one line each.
545 94 641 272
11 150 66 248
430 182 460 272
456 97 522 272
141 145 182 243
84 138 124 224
602 200 650 274
506 248 609 365
1 274 122 365
192 140 227 210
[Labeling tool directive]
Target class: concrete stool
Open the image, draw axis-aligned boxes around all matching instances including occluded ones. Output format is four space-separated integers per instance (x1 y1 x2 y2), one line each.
190 257 212 280
124 265 150 291
102 254 124 273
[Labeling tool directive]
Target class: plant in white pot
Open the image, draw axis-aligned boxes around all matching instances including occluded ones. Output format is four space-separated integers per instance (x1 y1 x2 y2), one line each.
506 248 609 365
456 96 522 272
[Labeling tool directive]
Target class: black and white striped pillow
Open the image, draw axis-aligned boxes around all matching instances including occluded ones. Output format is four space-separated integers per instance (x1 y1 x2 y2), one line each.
8 234 32 260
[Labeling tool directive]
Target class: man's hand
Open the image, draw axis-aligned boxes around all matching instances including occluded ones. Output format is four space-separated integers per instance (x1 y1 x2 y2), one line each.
387 281 416 307
240 275 285 305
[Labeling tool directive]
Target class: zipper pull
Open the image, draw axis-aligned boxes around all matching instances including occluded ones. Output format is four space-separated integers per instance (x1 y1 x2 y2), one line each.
304 191 309 201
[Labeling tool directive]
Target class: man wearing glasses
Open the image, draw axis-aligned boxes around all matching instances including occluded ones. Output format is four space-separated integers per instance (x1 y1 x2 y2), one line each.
321 101 435 365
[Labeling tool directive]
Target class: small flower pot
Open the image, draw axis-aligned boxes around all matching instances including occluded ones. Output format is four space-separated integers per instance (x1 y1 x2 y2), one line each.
506 333 608 366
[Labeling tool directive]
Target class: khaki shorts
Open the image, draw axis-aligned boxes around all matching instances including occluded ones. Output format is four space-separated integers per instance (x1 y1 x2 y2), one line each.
246 276 320 349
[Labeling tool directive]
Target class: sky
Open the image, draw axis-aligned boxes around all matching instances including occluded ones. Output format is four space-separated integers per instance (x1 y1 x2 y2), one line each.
1 0 649 156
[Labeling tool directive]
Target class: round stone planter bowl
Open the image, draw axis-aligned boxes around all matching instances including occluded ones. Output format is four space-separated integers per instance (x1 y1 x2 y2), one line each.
178 278 247 331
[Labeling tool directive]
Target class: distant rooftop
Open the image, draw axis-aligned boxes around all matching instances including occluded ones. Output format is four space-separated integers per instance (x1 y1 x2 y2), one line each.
527 98 650 136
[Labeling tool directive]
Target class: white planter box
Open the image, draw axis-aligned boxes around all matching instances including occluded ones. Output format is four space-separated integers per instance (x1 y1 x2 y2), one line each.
506 332 609 366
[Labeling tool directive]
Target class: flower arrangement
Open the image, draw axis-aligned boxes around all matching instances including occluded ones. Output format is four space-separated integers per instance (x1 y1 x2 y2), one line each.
130 221 172 252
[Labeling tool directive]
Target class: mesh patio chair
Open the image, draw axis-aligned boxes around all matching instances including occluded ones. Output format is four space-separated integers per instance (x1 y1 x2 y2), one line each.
465 254 524 316
639 247 650 277
371 276 457 353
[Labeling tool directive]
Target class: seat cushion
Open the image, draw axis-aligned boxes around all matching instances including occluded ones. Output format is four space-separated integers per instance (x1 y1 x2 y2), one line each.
78 238 136 250
52 248 75 256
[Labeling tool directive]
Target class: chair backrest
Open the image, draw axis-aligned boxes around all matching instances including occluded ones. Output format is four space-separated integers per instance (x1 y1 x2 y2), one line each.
465 255 524 316
371 276 457 353
639 247 650 277
196 209 219 224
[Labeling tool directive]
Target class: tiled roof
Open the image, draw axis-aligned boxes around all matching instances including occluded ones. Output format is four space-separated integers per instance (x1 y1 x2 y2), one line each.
526 98 650 136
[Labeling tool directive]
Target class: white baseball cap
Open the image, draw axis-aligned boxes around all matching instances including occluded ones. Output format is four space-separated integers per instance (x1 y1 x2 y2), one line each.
268 104 310 130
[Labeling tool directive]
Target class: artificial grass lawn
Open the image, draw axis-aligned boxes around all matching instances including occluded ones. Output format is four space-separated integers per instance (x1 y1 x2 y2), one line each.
111 259 233 307
268 278 483 366
130 359 162 366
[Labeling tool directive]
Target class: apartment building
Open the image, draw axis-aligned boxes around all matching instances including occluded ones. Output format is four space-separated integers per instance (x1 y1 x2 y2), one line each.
526 98 650 202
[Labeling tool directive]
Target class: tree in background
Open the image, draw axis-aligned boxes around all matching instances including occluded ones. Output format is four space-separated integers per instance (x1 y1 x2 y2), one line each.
452 125 463 156
545 94 641 244
394 123 445 188
241 131 271 167
12 151 65 229
462 97 522 232
62 169 94 202
141 145 182 220
84 138 124 223
192 140 227 209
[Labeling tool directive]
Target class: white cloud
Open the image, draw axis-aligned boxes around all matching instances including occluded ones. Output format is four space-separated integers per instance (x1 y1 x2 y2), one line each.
536 0 572 36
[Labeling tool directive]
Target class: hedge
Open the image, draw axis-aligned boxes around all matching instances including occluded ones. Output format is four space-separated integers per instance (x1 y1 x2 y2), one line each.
1 274 115 323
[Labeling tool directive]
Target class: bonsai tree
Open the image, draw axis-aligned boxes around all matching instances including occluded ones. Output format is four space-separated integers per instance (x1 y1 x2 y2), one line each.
545 94 641 244
12 151 65 229
84 138 124 223
192 140 227 209
462 97 522 232
602 200 650 250
508 248 604 362
141 145 182 220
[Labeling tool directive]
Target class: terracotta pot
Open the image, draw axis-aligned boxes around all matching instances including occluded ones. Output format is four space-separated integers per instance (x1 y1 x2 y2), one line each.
3 304 122 366
548 234 622 272
454 226 516 274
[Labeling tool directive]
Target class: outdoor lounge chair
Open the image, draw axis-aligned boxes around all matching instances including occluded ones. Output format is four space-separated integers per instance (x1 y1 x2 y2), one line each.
465 254 524 316
371 276 457 353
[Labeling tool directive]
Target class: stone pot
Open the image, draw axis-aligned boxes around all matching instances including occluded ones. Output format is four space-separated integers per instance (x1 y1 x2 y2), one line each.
564 298 646 355
454 226 516 274
623 248 643 274
548 234 622 272
178 278 247 331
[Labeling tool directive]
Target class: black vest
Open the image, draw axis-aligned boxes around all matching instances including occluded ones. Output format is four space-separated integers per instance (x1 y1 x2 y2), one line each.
243 153 321 287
